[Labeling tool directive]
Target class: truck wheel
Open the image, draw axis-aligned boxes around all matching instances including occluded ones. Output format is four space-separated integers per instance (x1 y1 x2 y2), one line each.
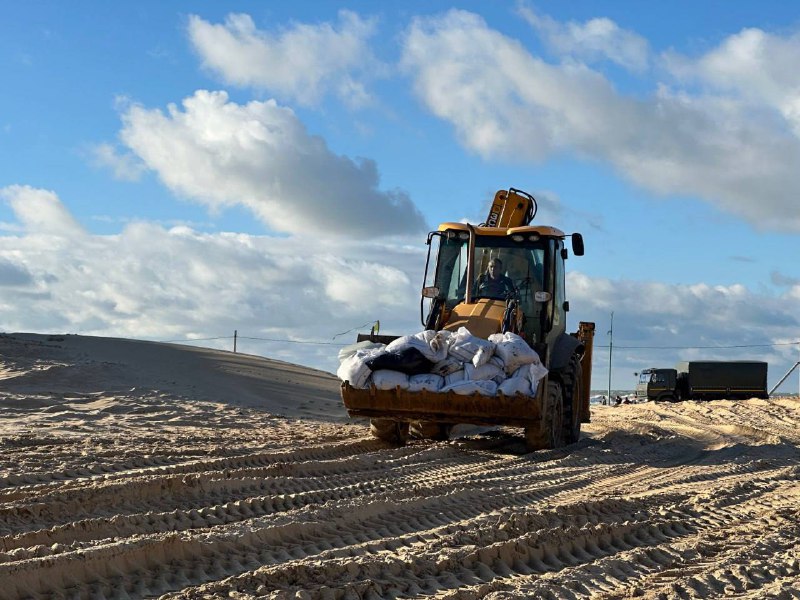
525 381 565 451
370 419 409 445
561 355 583 444
409 421 452 441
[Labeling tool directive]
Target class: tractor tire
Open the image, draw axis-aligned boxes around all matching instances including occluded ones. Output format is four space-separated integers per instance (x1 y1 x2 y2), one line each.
369 419 409 445
561 354 583 444
525 380 565 451
409 421 452 441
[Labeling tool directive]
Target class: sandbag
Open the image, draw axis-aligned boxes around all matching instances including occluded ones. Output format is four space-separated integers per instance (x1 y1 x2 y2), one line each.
528 361 548 383
499 363 549 396
464 356 504 381
338 340 385 363
371 370 410 390
337 347 385 388
498 374 532 396
444 369 467 387
408 373 444 392
365 347 434 375
448 327 496 368
431 356 463 376
386 330 449 363
491 332 541 374
441 379 498 396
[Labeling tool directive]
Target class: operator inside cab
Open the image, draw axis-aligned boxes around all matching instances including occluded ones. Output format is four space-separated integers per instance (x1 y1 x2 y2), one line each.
475 258 516 299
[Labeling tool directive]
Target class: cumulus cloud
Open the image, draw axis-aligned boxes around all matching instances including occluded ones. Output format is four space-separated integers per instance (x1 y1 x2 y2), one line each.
401 10 800 232
518 5 649 71
188 11 379 107
117 90 426 238
663 28 800 136
0 187 425 372
0 185 84 237
87 142 147 181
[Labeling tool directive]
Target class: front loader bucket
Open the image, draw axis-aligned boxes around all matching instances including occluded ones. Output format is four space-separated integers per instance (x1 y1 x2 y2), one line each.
341 382 542 428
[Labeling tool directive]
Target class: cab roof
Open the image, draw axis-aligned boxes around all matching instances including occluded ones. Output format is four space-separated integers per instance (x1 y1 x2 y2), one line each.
436 222 566 238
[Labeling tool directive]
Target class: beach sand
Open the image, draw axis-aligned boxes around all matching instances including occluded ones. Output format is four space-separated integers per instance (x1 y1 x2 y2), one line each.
1 333 798 598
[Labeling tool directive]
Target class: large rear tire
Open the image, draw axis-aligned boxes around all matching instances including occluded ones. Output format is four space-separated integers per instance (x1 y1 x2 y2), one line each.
409 421 452 441
562 355 583 444
369 419 409 445
525 380 565 451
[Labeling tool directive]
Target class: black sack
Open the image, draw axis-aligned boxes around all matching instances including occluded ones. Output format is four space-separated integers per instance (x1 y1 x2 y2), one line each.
365 347 434 375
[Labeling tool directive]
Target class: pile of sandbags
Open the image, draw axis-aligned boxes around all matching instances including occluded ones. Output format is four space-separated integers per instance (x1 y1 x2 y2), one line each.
337 327 548 397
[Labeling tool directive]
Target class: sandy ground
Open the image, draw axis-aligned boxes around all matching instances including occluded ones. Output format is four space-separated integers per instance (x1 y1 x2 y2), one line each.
0 333 798 599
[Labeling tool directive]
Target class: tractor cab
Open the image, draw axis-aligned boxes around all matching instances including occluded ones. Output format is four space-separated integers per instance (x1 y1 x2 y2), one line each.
421 222 583 357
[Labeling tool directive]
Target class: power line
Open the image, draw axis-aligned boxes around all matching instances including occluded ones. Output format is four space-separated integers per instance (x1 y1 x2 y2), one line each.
595 341 800 350
158 336 233 343
157 334 348 347
239 335 345 346
157 334 800 352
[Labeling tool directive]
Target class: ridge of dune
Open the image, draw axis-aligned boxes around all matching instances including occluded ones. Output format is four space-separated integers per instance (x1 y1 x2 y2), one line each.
0 332 798 599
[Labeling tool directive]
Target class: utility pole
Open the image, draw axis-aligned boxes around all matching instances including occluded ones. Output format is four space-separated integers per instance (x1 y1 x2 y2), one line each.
607 311 614 401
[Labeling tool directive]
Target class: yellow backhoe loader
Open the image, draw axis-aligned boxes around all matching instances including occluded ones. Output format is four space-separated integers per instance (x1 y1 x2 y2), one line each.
341 188 595 451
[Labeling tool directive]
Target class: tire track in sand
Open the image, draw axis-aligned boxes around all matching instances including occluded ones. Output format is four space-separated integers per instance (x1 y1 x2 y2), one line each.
1 397 798 598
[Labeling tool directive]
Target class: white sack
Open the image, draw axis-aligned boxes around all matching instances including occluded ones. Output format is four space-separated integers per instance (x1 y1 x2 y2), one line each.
465 356 504 381
386 330 449 363
444 369 467 387
528 361 548 383
371 370 410 390
498 375 532 396
408 373 444 392
337 347 385 388
338 340 385 363
431 356 463 376
448 327 496 368
492 332 541 374
441 379 498 396
499 363 549 397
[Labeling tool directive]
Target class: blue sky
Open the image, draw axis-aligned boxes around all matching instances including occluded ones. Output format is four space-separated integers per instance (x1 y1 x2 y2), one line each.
1 1 799 392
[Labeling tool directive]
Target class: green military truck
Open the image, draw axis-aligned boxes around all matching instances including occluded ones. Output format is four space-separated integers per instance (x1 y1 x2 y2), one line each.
635 361 768 402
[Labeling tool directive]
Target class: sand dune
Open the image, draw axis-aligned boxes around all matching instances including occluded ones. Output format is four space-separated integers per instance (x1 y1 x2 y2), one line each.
0 333 798 598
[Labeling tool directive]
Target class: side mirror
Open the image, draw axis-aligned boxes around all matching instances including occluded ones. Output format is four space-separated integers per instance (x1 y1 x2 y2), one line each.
572 233 584 256
421 286 440 298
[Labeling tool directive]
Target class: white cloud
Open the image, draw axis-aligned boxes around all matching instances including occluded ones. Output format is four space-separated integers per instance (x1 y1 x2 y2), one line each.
0 185 84 237
0 187 426 372
187 11 379 107
663 27 800 136
518 5 649 71
88 142 147 181
401 10 800 232
118 90 426 238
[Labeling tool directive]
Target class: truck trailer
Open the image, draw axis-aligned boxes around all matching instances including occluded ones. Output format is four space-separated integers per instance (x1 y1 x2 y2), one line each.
635 361 768 402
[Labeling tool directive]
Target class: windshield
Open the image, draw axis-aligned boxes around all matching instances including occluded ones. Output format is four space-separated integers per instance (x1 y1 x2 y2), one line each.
430 231 548 341
433 233 546 303
639 372 653 384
